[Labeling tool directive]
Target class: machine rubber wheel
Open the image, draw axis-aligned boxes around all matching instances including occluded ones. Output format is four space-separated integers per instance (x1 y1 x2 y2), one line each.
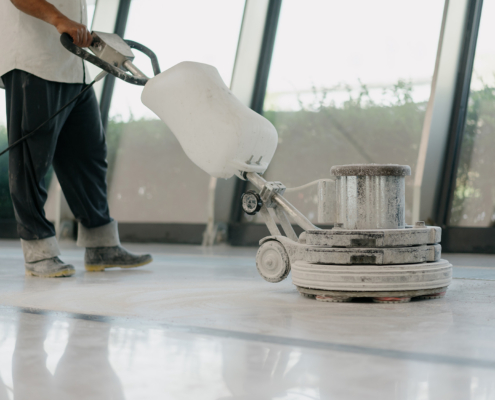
256 241 291 283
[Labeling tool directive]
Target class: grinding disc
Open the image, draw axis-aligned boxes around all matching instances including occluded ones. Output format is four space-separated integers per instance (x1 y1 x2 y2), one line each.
291 259 452 292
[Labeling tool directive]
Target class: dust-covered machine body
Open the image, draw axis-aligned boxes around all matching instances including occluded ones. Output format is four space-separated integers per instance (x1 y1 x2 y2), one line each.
248 165 452 303
63 32 452 303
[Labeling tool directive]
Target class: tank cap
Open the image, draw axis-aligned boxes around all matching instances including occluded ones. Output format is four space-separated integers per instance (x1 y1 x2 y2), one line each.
330 164 411 177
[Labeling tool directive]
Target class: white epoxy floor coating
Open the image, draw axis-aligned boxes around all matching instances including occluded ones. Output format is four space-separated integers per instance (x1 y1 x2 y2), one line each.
0 240 494 399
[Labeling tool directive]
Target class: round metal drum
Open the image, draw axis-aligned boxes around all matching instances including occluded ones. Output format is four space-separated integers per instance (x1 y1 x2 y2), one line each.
331 164 411 230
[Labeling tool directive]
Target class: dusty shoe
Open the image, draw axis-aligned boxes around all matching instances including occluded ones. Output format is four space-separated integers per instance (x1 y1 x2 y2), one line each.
25 257 76 278
85 246 153 272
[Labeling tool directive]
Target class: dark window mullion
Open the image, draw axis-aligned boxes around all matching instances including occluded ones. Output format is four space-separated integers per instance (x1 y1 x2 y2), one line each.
436 0 484 227
230 0 283 225
99 0 132 131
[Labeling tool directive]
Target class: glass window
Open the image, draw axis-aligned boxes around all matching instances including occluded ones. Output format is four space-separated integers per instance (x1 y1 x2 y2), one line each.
244 0 444 225
87 0 97 29
449 0 495 227
106 0 245 223
0 93 12 219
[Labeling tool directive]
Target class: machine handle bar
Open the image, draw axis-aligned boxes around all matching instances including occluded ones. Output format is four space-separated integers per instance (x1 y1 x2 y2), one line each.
124 40 161 76
60 33 151 86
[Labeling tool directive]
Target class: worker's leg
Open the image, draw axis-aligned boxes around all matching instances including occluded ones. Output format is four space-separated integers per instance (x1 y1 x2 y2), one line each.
52 86 152 271
51 83 112 230
2 70 75 277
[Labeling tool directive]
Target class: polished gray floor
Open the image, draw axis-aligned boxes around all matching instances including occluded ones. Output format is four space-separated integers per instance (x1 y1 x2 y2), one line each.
0 240 494 399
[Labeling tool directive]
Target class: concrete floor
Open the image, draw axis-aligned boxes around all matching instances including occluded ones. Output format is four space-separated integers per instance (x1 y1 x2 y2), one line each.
0 240 494 399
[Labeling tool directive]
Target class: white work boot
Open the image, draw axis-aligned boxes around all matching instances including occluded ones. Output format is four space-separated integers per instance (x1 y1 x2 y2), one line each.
84 245 153 272
21 237 75 278
25 257 75 278
77 220 153 272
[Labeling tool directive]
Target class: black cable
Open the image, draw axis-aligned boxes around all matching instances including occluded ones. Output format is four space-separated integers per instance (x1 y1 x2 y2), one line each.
2 34 156 157
0 79 96 158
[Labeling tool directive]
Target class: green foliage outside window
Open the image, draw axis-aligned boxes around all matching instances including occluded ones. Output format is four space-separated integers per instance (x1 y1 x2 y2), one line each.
450 82 495 226
0 80 493 225
263 80 424 187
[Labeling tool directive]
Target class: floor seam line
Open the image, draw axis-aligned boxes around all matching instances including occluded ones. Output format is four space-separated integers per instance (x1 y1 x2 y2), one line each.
4 305 495 371
453 277 495 281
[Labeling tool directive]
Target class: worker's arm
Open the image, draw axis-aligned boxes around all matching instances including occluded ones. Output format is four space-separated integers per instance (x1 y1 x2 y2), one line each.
10 0 92 47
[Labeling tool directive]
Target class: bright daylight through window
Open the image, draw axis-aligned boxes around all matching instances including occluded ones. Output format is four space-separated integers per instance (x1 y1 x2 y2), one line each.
247 0 445 225
449 0 495 227
106 0 245 224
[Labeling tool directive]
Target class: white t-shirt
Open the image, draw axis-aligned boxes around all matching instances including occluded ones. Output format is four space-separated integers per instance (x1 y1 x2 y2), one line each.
0 0 91 88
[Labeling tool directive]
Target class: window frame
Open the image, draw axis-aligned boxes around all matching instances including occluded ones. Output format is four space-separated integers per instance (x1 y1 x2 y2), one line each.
436 0 495 253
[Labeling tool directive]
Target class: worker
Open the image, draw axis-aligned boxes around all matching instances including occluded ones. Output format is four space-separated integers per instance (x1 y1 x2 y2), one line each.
0 0 153 277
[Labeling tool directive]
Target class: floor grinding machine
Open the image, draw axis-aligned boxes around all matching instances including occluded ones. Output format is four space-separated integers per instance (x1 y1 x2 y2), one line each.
62 33 453 303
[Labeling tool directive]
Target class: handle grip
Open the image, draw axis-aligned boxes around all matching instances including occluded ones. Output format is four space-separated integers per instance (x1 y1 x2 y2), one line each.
124 40 161 76
60 33 150 86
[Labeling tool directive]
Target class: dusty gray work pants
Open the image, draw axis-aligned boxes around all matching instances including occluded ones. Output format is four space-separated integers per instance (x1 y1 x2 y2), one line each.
2 70 119 261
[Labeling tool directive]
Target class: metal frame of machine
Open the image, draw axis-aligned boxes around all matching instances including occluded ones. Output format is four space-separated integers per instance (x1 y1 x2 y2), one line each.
242 166 452 304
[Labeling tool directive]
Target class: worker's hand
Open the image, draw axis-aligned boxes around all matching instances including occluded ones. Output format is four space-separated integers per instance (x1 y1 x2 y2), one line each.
54 17 92 47
10 0 92 46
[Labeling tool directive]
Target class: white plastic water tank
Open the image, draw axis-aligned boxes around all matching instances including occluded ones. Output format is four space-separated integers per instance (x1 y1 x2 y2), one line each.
141 62 278 179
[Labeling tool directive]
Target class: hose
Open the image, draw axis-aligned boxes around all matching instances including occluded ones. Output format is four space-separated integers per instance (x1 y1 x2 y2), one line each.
0 80 96 157
0 34 160 156
284 179 334 193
